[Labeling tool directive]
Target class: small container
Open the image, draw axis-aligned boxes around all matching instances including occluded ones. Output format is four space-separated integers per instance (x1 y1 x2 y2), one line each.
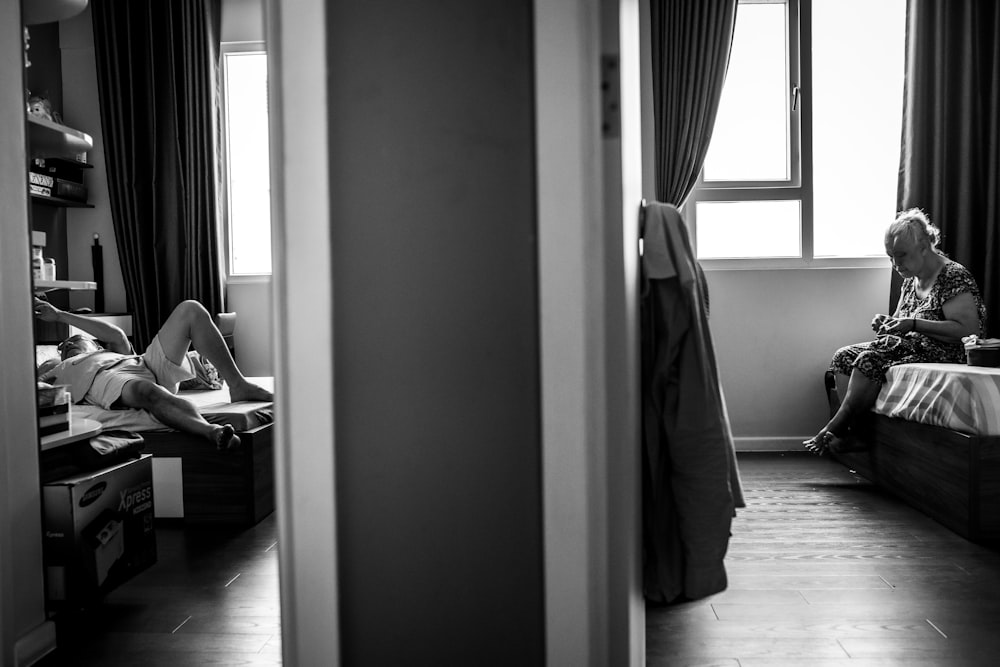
32 246 44 280
967 347 1000 367
42 258 56 281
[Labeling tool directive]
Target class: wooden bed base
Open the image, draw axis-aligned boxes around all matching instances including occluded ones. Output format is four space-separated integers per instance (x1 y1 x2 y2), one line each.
833 414 1000 543
141 422 274 526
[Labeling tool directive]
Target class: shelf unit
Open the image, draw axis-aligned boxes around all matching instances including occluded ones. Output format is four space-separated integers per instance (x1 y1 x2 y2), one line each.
31 194 94 208
34 279 97 293
22 0 89 26
27 116 93 161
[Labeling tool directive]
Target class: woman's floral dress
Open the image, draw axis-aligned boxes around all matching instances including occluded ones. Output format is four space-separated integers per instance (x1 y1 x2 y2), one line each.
830 259 986 383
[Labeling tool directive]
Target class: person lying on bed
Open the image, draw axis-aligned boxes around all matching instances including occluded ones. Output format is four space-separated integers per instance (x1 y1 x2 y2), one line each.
804 208 986 455
34 298 273 451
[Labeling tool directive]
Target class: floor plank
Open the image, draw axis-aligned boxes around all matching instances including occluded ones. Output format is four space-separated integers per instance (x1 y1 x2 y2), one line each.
36 451 1000 664
646 451 1000 666
36 514 281 667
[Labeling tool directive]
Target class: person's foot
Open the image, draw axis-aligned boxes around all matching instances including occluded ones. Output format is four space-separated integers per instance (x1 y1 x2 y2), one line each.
229 381 273 403
212 424 242 450
803 430 835 456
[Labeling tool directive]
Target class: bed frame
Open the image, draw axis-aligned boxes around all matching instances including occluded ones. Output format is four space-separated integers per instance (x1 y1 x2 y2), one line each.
831 402 1000 544
141 422 274 526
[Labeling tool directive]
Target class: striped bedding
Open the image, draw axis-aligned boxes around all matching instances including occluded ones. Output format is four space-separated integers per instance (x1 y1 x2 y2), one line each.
873 363 1000 436
71 377 274 433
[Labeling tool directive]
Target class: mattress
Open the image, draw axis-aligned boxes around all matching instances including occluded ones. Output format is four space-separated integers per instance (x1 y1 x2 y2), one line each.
873 363 1000 436
71 377 274 433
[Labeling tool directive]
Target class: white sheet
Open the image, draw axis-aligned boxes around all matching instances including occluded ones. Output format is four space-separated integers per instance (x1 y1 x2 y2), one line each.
72 377 274 433
873 363 1000 436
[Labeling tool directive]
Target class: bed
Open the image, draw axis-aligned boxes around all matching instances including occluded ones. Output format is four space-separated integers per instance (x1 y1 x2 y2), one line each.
37 344 275 526
830 363 1000 543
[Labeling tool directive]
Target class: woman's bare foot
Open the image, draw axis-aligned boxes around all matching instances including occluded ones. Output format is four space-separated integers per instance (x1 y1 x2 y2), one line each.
213 424 242 450
229 381 273 403
803 430 835 456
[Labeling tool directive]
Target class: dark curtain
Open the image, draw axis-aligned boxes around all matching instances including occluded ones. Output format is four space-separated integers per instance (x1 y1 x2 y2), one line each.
92 0 224 349
895 0 1000 335
650 0 738 206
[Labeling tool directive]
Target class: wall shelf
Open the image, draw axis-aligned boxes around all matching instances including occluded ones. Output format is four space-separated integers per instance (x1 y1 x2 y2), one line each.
31 194 94 208
27 116 93 161
23 0 89 26
35 279 97 293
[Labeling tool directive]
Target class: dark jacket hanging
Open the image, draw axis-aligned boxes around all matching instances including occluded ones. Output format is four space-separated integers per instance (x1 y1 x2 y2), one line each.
640 201 744 604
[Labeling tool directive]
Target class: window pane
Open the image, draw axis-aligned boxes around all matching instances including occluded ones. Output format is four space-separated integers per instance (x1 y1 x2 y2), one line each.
812 0 905 257
224 51 272 274
696 200 801 258
703 2 789 182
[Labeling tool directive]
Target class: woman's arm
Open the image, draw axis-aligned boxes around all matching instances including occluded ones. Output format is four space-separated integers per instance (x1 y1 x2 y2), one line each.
880 292 980 343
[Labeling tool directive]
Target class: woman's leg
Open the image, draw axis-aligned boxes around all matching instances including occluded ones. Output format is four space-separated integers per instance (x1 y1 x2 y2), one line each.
805 368 881 454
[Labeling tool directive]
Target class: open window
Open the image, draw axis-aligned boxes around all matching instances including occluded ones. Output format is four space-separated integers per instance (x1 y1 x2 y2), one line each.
685 0 906 267
221 43 272 277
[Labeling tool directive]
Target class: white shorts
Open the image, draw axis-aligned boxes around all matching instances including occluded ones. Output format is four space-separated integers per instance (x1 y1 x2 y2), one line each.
84 336 195 409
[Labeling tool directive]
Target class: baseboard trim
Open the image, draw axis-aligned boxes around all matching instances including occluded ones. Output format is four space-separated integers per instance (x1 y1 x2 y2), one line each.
15 619 57 667
735 436 808 452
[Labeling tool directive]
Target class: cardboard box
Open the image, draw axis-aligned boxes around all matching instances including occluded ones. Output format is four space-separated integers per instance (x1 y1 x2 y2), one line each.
42 454 157 604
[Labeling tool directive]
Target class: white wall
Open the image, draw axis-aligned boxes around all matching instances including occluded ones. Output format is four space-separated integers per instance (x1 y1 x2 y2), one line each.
222 0 264 42
227 279 273 375
707 267 893 448
62 6 124 316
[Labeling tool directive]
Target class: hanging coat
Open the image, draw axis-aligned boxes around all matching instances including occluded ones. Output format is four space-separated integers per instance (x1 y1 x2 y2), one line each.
640 201 745 604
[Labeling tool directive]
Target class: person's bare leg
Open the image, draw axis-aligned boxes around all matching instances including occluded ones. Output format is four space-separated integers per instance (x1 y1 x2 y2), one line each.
120 379 241 450
805 368 881 454
154 300 272 402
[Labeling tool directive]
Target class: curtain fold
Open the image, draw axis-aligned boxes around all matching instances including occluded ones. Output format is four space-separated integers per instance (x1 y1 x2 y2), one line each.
92 0 224 349
650 0 738 206
896 0 1000 334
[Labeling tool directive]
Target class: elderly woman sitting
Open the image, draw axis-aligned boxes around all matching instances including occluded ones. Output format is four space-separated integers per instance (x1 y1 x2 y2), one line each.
805 208 986 455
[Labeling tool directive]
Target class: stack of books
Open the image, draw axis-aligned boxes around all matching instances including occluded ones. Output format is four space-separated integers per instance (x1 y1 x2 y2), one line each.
29 170 53 198
38 384 71 437
29 159 89 203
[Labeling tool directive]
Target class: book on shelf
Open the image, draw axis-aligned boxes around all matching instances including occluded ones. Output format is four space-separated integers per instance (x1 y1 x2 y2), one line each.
54 178 88 202
38 403 70 419
38 402 70 437
30 183 52 197
31 158 86 184
30 171 55 188
39 421 70 437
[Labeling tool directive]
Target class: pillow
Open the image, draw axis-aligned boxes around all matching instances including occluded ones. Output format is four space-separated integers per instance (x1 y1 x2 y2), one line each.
179 351 223 391
36 344 61 367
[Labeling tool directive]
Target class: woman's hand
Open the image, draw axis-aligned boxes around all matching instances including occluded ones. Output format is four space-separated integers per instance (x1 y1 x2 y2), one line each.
871 314 889 333
877 315 917 336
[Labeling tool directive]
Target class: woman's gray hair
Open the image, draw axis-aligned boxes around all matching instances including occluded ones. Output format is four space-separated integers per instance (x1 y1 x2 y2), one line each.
885 208 942 252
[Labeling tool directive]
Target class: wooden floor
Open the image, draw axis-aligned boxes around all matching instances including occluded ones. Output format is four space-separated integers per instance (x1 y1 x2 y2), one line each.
647 451 1000 666
36 514 281 666
34 451 1000 665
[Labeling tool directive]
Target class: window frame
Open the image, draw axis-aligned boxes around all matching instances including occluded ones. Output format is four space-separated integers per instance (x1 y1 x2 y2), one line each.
220 41 272 279
684 0 891 271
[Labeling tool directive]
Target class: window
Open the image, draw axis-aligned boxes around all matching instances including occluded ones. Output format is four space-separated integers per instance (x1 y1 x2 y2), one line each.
221 43 272 276
686 0 906 266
